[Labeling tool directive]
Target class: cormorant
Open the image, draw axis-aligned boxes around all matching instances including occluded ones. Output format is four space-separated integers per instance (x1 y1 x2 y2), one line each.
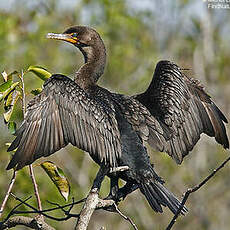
6 26 228 215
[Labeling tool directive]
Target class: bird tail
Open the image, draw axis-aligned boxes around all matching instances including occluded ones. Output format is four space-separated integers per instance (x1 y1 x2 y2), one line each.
139 180 187 215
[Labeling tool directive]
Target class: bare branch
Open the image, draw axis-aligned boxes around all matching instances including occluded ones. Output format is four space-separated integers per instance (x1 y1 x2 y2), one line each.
2 196 85 223
46 199 79 218
166 155 230 230
9 194 75 222
75 166 138 230
0 170 17 218
75 188 100 230
113 204 138 230
28 165 43 212
13 197 86 215
0 216 55 230
75 166 108 230
4 184 139 229
2 196 32 226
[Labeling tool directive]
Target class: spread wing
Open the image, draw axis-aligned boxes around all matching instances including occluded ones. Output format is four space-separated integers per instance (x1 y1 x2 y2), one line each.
7 74 121 170
135 60 229 164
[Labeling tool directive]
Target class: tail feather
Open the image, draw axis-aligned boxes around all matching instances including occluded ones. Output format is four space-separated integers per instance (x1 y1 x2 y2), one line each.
141 183 164 212
140 181 187 215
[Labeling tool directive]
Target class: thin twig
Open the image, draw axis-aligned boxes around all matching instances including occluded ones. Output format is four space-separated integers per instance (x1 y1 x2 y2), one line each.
67 197 76 213
96 198 138 230
166 155 230 230
13 210 78 222
29 198 85 214
20 70 43 213
46 200 78 217
114 204 138 230
0 170 17 218
4 198 85 216
28 165 43 212
46 197 85 214
1 196 32 225
9 194 75 222
5 190 139 229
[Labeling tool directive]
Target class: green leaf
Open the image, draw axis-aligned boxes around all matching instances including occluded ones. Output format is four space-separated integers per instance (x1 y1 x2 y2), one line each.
8 122 17 135
31 88 42 96
41 161 70 201
28 66 52 81
3 90 20 123
0 82 20 102
0 80 13 92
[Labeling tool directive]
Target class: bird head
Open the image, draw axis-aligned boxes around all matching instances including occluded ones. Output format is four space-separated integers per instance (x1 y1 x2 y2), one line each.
47 25 106 81
46 26 101 48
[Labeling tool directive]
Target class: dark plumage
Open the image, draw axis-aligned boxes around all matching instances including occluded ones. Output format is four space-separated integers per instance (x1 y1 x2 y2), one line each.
7 26 228 214
136 60 229 163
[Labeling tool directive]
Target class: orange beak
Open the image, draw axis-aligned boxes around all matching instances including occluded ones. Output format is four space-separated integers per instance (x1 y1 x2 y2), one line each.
46 33 78 44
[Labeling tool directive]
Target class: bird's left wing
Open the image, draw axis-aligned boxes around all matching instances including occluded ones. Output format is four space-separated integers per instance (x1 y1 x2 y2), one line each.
135 60 229 164
7 74 121 170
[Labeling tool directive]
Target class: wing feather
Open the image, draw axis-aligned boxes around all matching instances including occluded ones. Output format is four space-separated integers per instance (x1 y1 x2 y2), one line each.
7 74 121 170
135 60 228 163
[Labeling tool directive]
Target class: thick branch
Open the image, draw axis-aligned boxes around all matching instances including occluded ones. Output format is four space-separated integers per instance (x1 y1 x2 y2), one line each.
0 216 55 230
75 188 99 230
75 166 108 230
75 166 138 230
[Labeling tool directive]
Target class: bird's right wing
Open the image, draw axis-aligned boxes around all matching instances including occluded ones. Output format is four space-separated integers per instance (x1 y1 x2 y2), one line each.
7 74 121 170
135 60 228 164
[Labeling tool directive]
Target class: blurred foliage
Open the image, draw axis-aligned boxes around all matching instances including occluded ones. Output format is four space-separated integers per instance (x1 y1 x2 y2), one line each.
0 0 230 229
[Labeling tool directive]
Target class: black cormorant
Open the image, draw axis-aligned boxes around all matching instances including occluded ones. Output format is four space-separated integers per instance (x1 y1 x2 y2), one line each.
6 26 229 214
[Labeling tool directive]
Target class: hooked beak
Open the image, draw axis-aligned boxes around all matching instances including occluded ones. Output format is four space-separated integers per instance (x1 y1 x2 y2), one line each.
46 33 78 44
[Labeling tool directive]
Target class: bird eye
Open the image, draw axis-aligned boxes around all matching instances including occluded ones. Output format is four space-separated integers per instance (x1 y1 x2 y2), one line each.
71 33 78 38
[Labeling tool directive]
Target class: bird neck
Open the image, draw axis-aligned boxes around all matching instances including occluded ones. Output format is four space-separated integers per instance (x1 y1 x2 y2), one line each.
74 43 106 89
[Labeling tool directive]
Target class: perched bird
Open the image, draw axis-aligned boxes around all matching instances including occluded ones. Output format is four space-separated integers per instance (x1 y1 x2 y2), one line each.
7 26 228 215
